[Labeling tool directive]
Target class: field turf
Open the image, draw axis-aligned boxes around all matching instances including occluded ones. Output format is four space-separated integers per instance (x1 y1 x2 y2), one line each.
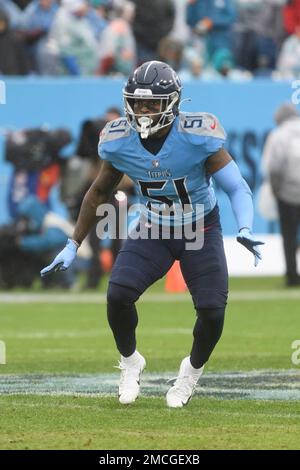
0 277 299 450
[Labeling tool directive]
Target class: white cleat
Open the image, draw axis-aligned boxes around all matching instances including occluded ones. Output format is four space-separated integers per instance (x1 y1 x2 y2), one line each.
166 356 204 408
117 351 146 405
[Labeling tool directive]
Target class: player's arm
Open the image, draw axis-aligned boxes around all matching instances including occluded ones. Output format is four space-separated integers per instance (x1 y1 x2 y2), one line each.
40 161 124 277
205 147 253 230
73 161 124 245
205 147 264 266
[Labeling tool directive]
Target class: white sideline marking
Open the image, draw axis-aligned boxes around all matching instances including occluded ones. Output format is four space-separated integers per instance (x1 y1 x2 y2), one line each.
0 328 193 339
0 341 6 364
0 330 281 341
1 290 300 304
0 370 299 401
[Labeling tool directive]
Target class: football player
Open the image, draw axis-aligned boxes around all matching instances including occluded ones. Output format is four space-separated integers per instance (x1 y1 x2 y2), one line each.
41 61 263 407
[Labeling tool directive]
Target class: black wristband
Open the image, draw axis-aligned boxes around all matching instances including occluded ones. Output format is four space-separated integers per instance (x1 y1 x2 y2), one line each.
71 239 81 249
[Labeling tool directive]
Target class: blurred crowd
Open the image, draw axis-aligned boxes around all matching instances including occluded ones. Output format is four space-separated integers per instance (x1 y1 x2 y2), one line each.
0 106 136 290
0 0 300 80
1 0 300 290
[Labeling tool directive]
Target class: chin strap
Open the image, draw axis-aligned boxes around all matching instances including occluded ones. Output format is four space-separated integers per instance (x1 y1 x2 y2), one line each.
178 97 191 111
138 116 153 139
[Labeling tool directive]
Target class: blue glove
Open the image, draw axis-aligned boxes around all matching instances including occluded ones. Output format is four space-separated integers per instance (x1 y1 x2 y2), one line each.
40 238 78 277
236 228 264 267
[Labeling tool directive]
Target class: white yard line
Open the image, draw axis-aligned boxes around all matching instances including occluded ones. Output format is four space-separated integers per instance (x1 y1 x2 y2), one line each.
0 370 299 401
1 290 300 304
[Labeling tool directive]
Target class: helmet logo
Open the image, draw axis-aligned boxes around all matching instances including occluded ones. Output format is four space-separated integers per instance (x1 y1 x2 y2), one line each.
134 89 152 96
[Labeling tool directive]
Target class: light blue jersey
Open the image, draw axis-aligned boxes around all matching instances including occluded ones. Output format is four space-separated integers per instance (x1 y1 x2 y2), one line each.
98 112 226 225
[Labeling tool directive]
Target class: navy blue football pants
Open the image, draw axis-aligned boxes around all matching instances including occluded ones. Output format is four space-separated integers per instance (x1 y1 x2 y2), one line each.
107 206 228 369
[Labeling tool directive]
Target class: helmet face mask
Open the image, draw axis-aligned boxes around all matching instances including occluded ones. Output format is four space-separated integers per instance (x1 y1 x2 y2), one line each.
123 61 182 139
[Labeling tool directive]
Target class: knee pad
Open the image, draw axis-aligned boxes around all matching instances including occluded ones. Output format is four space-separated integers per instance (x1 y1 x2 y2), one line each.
107 282 140 307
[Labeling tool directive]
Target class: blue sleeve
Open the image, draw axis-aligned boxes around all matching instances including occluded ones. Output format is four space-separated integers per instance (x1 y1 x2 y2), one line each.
19 228 67 253
212 160 253 231
98 141 109 161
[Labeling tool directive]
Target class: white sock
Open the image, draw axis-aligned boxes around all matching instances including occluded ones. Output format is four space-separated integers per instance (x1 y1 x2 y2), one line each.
187 357 204 375
121 350 141 365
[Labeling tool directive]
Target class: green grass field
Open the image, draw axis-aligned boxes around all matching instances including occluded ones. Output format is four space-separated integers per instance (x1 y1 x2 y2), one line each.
0 277 300 450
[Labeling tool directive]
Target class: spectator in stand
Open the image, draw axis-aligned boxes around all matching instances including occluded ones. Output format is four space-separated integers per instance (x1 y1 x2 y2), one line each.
86 0 109 41
169 0 190 45
283 0 300 35
233 0 285 75
130 0 175 65
0 0 23 29
178 46 204 81
158 37 183 72
277 24 300 78
0 9 29 75
12 0 32 9
48 0 99 75
186 0 236 61
17 195 92 289
97 0 136 76
22 0 59 73
261 103 300 286
201 46 252 80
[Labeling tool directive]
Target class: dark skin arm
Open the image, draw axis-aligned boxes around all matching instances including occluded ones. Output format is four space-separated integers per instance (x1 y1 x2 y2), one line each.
204 147 232 175
73 160 124 245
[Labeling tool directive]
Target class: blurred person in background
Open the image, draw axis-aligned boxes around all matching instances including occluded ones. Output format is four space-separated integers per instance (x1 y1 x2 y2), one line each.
261 103 300 286
0 8 29 74
48 0 99 75
130 0 175 65
62 106 132 289
178 46 204 80
17 195 91 289
277 24 300 78
0 0 23 29
11 0 32 8
22 0 59 74
186 0 236 62
202 46 234 78
157 36 183 72
282 0 300 35
86 0 110 41
169 0 190 46
233 0 285 76
201 46 252 80
97 0 136 76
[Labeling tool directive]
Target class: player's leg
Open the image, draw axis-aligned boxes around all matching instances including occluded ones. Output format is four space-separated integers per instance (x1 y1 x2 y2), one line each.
277 199 300 286
107 236 174 404
182 212 228 367
167 209 228 407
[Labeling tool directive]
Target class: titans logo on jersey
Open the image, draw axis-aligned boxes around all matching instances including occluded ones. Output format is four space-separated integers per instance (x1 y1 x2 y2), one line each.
98 112 226 225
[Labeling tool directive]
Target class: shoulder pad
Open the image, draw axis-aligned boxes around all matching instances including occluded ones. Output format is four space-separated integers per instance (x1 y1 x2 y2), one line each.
178 112 226 140
99 118 130 144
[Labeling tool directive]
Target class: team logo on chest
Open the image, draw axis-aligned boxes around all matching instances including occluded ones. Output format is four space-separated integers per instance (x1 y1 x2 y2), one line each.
146 161 172 179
